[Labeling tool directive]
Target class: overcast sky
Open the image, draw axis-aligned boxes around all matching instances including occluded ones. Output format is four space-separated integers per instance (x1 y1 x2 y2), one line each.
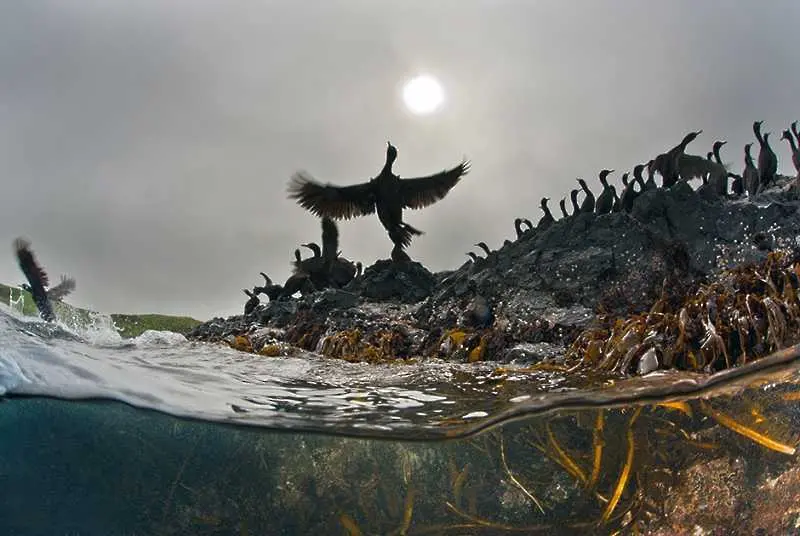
1 1 798 320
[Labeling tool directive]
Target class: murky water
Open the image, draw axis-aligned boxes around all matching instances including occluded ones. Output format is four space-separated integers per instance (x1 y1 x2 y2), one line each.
2 305 800 534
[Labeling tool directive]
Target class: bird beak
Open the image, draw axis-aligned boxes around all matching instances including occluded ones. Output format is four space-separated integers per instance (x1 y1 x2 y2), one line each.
721 140 727 146
609 169 615 174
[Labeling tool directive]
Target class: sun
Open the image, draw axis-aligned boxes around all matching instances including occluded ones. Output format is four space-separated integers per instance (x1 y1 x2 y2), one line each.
402 75 445 116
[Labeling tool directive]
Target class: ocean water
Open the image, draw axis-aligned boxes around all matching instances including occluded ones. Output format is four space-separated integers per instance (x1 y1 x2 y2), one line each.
2 305 800 535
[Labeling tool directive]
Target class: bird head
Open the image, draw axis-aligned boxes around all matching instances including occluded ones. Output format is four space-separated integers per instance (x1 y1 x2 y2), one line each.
386 141 398 163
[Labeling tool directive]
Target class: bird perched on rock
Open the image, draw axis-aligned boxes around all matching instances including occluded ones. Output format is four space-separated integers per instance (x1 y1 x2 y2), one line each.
569 189 581 214
558 197 569 218
288 142 470 256
576 178 595 213
743 143 760 197
513 218 533 239
256 273 284 301
652 130 703 188
13 238 72 322
781 129 800 177
474 242 492 257
537 197 555 229
753 121 777 188
243 289 260 316
291 217 359 289
594 169 616 214
462 280 494 329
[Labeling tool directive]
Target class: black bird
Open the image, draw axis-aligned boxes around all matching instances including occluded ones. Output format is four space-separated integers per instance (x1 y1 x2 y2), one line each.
463 280 494 329
612 173 629 212
576 178 595 213
474 242 492 256
243 289 260 316
595 169 616 214
618 171 639 213
257 273 284 301
537 197 555 229
559 197 569 218
569 189 581 214
513 217 533 238
288 142 470 253
653 130 703 188
743 143 760 196
14 238 62 322
792 121 800 146
781 129 800 177
643 160 658 191
753 121 777 188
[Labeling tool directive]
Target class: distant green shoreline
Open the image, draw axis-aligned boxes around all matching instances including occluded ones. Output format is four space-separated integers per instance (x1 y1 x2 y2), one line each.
0 283 202 338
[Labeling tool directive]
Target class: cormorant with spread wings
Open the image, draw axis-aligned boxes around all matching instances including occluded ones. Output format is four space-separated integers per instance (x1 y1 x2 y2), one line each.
287 142 470 254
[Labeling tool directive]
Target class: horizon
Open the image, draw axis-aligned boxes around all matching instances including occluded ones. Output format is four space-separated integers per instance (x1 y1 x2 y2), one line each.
1 2 798 319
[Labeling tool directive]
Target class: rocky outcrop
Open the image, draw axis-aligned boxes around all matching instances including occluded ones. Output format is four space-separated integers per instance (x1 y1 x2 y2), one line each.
187 175 800 368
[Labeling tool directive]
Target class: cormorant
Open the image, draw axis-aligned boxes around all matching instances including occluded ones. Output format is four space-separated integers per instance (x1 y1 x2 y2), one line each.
559 197 569 218
706 151 714 161
13 238 62 322
643 160 658 191
280 272 315 298
611 173 628 212
743 143 760 197
595 169 616 215
288 142 470 253
792 121 800 146
463 280 494 329
576 178 595 213
753 121 777 188
569 189 581 214
618 171 639 213
474 242 492 256
711 140 727 165
355 262 363 278
257 273 284 301
729 172 744 196
293 218 359 288
653 130 702 188
537 197 555 230
466 252 481 263
781 129 800 176
513 218 533 238
243 289 260 316
674 153 727 194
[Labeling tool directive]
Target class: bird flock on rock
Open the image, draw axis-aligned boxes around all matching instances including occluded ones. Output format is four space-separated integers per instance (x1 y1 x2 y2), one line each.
10 121 800 321
464 120 800 263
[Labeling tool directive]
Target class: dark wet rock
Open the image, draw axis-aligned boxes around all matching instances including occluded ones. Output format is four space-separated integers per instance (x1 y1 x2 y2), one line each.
345 259 436 303
188 175 800 364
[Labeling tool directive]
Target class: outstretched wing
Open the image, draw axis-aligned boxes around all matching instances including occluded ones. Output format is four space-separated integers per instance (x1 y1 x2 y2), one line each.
13 237 55 322
287 172 376 220
13 238 50 289
400 159 471 210
48 275 76 301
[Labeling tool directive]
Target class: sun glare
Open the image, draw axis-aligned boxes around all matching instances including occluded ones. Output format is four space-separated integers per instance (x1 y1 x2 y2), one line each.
402 75 445 116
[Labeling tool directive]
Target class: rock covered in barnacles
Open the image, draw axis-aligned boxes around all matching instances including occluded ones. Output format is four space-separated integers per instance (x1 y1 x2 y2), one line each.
345 259 436 303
